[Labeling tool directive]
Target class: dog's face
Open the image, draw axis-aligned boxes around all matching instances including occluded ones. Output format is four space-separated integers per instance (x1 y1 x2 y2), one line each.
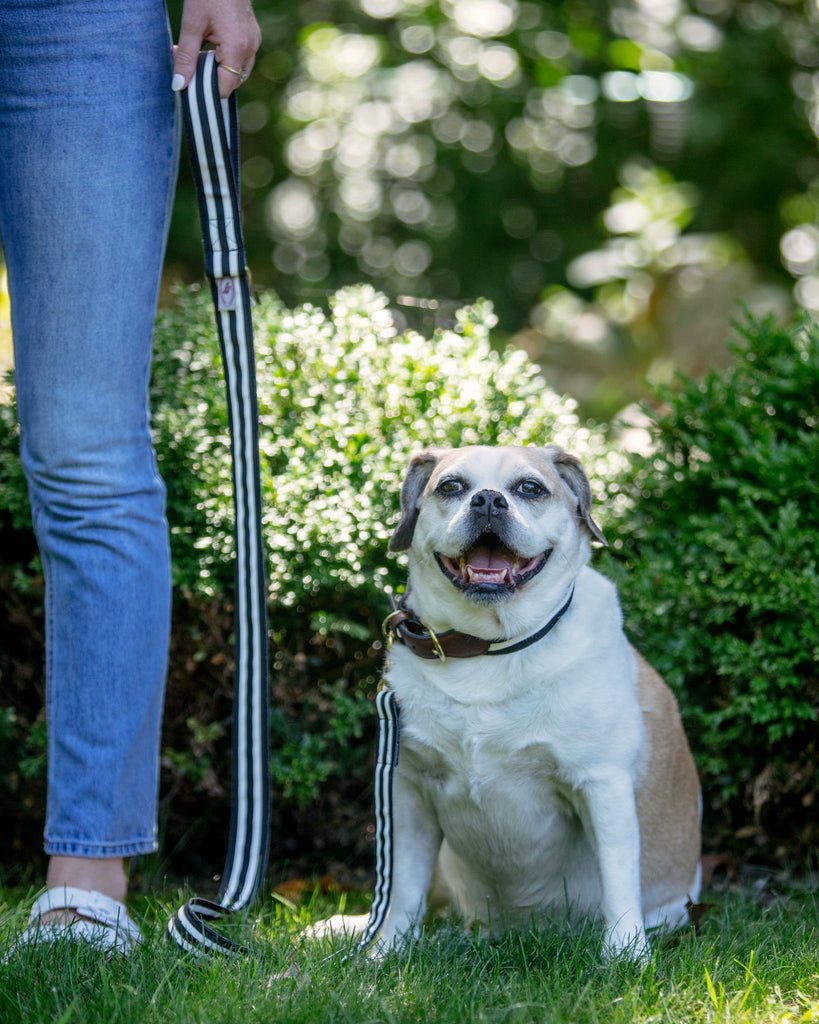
390 445 605 635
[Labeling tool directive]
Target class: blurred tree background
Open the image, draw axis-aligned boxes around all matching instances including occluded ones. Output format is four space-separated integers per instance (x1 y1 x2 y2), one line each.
166 0 819 419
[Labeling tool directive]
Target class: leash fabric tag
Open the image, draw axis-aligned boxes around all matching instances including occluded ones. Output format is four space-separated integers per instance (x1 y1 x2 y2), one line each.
217 277 240 311
167 51 270 958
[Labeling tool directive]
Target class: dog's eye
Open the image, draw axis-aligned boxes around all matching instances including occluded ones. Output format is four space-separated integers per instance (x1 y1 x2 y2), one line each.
437 478 466 496
515 479 547 497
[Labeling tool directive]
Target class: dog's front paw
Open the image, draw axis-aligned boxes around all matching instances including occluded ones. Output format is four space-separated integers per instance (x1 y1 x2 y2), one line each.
603 923 651 966
302 913 371 944
302 914 416 961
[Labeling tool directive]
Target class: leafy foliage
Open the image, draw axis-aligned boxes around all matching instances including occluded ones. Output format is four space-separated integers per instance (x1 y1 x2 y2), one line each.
150 283 612 607
603 314 819 857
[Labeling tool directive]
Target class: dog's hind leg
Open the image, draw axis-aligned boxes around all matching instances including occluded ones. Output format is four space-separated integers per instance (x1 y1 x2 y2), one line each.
644 860 703 935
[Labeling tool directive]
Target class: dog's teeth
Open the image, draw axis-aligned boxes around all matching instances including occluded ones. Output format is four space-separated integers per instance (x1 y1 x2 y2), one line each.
467 567 475 582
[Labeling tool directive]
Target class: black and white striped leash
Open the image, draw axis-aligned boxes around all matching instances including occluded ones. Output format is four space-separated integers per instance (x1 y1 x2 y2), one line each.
351 686 399 953
166 51 270 958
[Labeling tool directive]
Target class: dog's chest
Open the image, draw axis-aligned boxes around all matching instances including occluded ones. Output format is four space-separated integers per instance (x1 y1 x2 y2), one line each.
398 696 576 819
388 644 614 797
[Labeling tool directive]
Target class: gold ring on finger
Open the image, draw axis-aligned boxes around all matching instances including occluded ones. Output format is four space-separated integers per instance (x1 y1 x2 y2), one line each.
219 63 248 83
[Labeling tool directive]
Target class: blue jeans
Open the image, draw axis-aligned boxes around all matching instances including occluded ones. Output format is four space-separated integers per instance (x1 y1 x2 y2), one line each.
0 0 179 857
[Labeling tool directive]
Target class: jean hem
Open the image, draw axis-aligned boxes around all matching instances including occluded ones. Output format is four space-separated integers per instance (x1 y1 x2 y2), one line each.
44 840 159 859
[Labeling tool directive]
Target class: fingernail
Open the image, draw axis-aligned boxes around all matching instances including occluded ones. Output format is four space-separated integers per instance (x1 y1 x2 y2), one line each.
171 74 186 92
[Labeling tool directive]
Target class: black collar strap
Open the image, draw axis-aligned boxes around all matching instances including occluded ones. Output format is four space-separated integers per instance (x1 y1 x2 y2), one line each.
387 586 574 661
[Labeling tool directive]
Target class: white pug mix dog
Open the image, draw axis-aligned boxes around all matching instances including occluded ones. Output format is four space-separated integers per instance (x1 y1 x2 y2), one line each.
314 444 701 961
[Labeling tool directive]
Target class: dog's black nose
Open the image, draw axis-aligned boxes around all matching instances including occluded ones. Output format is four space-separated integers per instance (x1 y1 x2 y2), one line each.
471 489 508 515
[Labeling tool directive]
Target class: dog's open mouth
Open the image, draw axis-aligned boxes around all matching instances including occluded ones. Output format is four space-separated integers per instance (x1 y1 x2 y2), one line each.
435 532 550 597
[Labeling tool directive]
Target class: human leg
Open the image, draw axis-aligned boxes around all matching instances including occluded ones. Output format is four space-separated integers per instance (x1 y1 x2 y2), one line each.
0 0 179 911
46 857 129 906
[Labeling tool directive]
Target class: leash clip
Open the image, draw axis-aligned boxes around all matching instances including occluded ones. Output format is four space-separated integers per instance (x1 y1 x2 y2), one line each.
381 608 403 642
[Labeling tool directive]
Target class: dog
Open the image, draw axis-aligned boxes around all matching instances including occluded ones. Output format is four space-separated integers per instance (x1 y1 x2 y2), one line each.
312 444 701 961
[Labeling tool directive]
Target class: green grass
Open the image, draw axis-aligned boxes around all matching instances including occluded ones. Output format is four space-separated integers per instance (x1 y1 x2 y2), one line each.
1 880 817 1024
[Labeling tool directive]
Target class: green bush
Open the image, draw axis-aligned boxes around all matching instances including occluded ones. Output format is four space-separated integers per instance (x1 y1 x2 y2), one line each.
602 314 819 860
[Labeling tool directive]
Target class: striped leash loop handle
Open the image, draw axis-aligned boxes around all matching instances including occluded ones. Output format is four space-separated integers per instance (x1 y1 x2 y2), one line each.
167 51 270 958
353 687 400 953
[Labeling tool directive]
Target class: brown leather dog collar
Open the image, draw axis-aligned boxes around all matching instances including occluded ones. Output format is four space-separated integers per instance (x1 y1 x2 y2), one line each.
385 586 574 661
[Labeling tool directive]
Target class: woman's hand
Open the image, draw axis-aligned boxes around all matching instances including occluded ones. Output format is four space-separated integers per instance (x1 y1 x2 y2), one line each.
172 0 261 98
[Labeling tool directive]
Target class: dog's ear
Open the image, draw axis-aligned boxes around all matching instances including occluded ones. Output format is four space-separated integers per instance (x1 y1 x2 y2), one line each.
541 444 607 546
389 449 442 552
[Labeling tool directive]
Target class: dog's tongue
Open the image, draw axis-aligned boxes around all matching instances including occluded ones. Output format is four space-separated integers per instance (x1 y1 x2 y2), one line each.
465 542 515 584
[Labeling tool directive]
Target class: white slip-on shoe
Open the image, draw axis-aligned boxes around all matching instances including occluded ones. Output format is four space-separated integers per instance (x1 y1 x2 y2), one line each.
6 887 142 959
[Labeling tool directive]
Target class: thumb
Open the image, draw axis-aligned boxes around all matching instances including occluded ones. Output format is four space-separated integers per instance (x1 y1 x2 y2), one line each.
171 39 201 92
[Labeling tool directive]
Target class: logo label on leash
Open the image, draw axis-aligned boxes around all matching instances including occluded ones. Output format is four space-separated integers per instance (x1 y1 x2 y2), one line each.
217 278 238 311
